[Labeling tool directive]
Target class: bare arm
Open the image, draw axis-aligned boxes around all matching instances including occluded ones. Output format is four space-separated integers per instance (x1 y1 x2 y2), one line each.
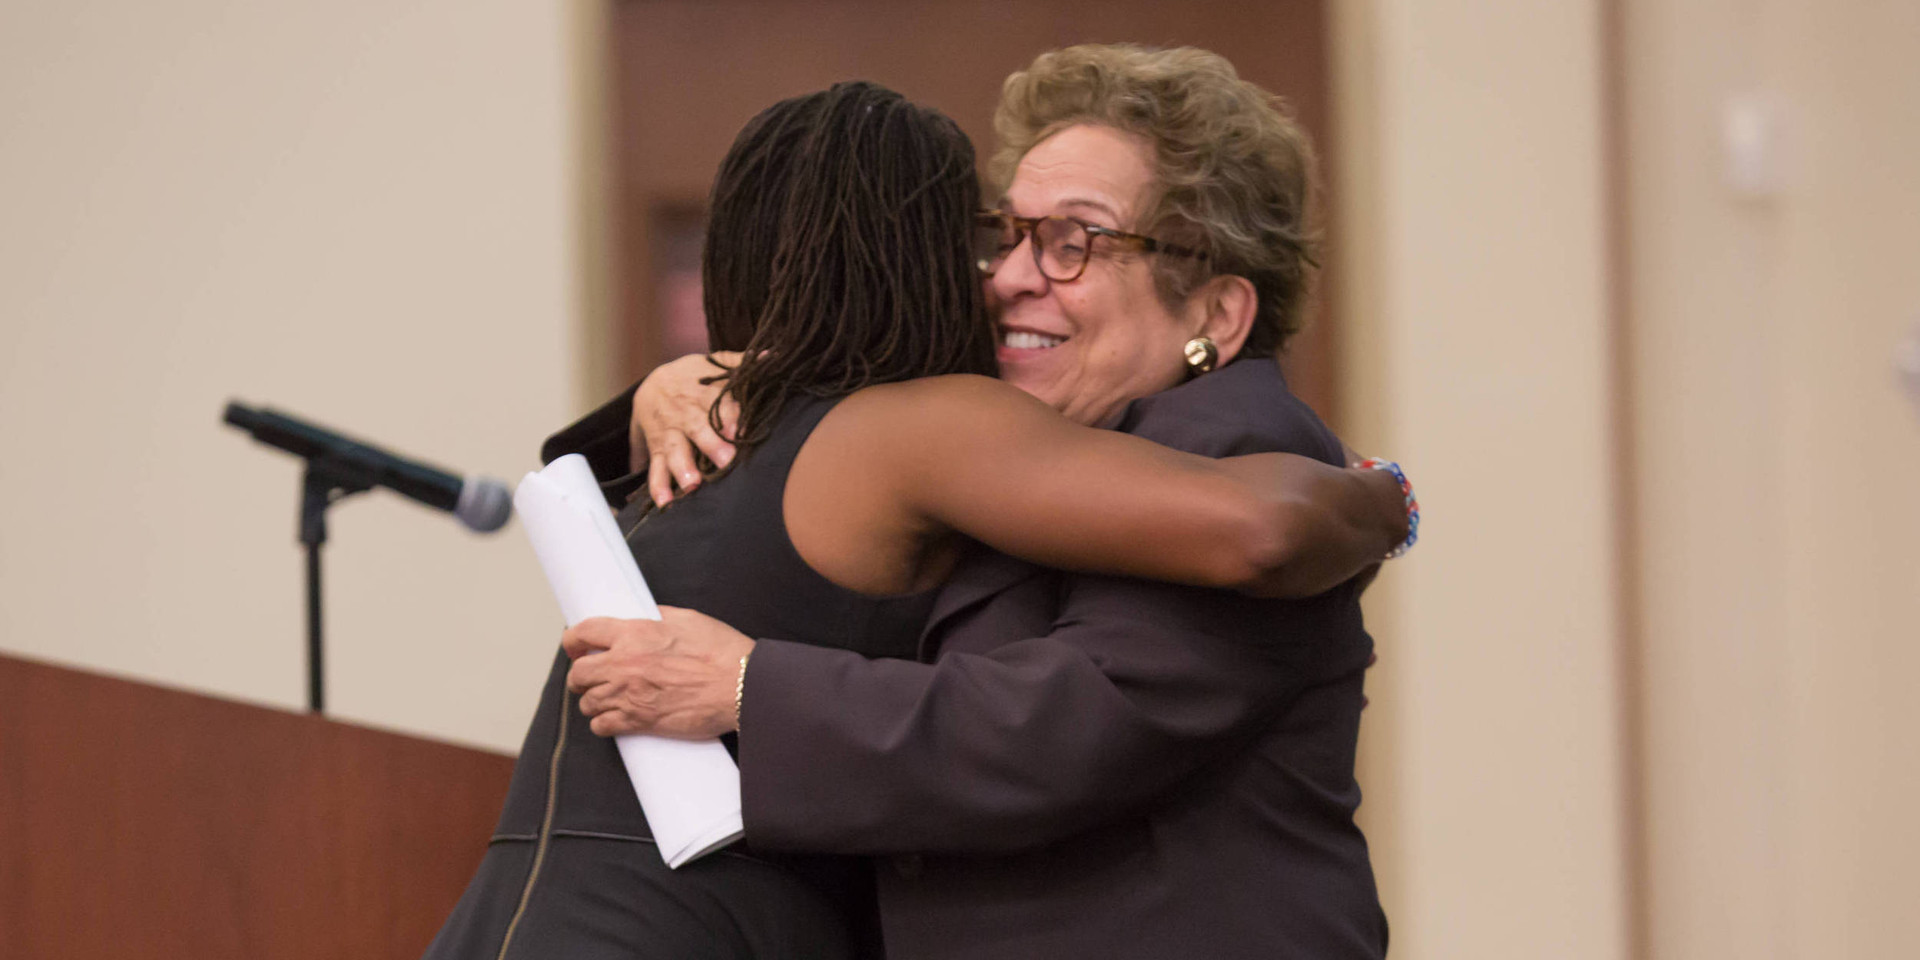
793 375 1405 599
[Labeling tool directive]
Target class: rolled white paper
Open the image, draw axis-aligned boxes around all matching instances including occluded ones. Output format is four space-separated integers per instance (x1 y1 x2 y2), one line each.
513 454 745 868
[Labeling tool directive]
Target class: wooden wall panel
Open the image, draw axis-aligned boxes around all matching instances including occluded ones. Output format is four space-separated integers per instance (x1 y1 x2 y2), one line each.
0 654 514 960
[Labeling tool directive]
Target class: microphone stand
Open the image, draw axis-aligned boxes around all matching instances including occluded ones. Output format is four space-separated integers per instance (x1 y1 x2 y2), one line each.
298 458 374 714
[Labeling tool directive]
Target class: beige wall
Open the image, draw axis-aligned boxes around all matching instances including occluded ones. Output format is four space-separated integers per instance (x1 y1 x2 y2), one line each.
1622 0 1920 956
1332 2 1630 957
1338 0 1920 956
0 0 585 753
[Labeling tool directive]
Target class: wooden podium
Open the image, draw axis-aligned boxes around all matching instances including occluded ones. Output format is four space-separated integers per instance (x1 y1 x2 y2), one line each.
0 653 516 959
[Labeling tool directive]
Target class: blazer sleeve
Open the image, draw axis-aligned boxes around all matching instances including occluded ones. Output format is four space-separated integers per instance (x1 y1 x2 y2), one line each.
737 574 1361 855
539 379 645 509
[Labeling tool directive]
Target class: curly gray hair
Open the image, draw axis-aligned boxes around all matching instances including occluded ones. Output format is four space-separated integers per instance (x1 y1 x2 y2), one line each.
991 44 1320 355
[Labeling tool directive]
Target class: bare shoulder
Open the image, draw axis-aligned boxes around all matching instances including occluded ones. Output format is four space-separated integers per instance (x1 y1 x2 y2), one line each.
828 374 1056 438
785 377 1022 593
844 374 1043 412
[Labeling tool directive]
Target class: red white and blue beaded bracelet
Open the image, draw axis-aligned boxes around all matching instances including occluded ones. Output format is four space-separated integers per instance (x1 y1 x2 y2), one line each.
1357 458 1419 559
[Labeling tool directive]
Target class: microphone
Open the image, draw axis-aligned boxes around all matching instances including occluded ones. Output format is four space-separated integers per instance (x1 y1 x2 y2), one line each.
223 401 513 533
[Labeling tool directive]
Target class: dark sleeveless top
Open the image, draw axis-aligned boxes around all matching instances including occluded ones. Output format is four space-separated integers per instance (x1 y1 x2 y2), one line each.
437 394 936 959
495 394 934 843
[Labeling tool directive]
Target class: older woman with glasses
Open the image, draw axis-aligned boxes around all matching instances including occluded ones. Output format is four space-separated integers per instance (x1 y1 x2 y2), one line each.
574 44 1407 960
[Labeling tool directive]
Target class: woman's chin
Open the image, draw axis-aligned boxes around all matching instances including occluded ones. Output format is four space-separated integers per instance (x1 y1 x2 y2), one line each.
994 352 1072 409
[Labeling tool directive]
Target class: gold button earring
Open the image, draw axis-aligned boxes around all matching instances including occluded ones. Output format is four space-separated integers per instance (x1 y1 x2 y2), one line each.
1183 336 1218 377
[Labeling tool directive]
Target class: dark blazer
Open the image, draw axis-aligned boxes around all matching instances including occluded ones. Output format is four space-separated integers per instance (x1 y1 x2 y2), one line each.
540 382 648 508
736 359 1388 960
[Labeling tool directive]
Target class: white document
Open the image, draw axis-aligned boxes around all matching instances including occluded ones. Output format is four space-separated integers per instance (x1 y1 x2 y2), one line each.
513 453 744 868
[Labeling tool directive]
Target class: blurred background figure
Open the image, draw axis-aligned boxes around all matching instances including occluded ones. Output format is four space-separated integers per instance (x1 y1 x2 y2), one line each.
1 2 1916 959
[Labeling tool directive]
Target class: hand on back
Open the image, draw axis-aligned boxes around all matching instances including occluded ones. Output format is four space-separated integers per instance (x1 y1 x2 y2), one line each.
630 352 743 507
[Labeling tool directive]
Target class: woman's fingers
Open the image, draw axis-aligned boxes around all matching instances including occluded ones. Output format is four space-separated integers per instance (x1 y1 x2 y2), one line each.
589 712 627 738
628 380 651 474
716 394 741 442
688 421 736 470
647 431 704 506
648 451 675 508
576 681 604 715
661 430 702 495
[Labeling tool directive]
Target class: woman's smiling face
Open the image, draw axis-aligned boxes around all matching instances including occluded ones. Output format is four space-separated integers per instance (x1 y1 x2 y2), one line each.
988 124 1207 427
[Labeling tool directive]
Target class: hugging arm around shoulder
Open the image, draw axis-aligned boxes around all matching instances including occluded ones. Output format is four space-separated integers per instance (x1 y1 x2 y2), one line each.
551 368 1399 594
821 374 1394 596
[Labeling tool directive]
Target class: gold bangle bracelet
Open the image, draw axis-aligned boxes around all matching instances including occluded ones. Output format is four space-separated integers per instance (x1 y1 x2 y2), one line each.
734 651 751 731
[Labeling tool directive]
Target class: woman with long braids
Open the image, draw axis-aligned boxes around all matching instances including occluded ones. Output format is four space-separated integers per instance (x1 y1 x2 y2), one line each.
423 80 1405 960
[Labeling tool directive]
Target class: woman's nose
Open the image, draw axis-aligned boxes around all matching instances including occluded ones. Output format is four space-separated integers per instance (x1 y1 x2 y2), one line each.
989 232 1049 299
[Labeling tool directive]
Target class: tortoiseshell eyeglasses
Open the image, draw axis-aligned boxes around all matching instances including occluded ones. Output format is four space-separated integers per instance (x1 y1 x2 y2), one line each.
973 210 1209 283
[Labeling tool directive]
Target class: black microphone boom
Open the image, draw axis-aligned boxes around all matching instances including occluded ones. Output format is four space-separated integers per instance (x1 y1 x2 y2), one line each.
224 400 513 714
223 401 512 533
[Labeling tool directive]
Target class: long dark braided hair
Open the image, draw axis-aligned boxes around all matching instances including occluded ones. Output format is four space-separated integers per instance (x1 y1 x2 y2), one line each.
699 81 997 462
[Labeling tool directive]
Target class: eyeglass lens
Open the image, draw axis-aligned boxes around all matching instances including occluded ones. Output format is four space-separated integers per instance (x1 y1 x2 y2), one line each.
973 215 1090 282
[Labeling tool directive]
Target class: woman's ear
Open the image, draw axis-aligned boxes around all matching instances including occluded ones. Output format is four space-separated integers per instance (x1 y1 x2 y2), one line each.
1188 274 1259 366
